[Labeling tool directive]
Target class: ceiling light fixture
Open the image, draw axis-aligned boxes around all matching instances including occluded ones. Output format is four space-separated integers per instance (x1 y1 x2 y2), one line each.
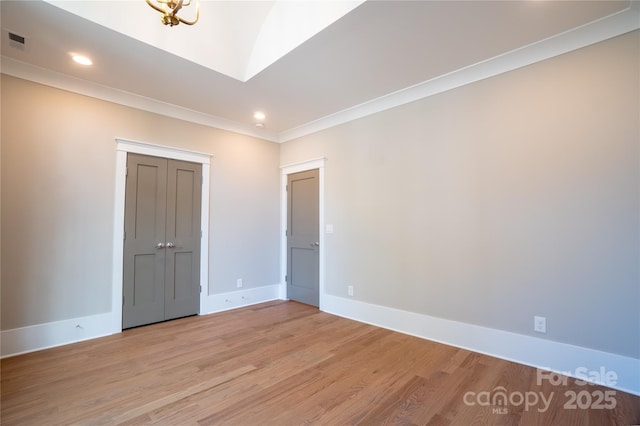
146 0 200 27
72 54 93 66
254 111 266 128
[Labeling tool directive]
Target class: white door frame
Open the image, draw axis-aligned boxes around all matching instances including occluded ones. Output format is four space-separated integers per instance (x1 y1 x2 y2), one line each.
112 139 211 333
280 158 326 310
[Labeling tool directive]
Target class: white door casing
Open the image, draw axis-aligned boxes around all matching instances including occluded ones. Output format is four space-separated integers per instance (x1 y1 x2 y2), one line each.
112 139 211 333
280 158 326 310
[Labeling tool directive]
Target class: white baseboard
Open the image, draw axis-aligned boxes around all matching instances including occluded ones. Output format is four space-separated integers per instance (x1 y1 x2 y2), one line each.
1 284 283 358
1 312 115 358
322 294 640 396
4 291 636 397
200 284 283 315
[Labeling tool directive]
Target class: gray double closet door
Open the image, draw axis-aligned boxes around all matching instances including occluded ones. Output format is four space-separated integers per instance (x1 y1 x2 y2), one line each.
123 153 202 329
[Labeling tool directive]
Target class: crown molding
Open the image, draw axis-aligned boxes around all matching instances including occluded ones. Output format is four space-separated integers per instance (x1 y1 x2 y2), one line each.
0 57 280 143
2 2 638 144
279 2 640 142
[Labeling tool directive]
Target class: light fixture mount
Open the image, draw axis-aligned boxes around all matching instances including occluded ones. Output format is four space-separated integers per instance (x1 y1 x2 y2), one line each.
146 0 200 27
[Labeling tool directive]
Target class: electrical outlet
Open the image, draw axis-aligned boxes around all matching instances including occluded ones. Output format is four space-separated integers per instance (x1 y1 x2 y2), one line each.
236 278 243 288
347 285 354 297
534 316 546 333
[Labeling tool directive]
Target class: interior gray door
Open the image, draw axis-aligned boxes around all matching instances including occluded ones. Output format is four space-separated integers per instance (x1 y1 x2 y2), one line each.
287 169 319 306
123 153 201 329
164 159 202 321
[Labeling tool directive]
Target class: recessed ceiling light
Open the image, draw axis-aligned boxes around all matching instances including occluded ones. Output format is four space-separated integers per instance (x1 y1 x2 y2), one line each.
71 54 93 66
254 111 266 121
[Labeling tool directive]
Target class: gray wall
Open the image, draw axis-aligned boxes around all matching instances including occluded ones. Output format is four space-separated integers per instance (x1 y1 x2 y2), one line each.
2 30 638 361
1 75 280 330
281 31 639 359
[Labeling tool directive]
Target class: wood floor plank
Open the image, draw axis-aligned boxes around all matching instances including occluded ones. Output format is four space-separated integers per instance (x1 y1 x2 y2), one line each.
111 365 257 424
1 301 638 425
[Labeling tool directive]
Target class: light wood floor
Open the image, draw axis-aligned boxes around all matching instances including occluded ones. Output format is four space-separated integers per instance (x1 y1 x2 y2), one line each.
1 301 639 425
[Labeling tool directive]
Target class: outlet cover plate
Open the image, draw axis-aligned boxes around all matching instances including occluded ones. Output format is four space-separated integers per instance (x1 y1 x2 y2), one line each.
534 316 546 333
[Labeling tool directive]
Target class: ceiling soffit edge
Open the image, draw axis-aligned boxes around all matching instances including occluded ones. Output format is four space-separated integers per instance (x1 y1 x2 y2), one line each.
2 3 637 144
278 3 639 143
0 56 281 143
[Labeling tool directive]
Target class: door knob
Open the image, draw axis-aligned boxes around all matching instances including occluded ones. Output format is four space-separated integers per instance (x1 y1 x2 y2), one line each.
165 242 176 248
156 242 166 249
310 242 319 247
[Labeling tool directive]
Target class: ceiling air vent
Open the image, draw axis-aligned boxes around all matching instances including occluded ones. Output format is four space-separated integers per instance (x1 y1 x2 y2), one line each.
8 32 25 44
7 31 28 51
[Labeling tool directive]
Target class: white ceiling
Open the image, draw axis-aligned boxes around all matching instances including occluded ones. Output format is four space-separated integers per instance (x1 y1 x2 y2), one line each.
0 1 636 142
45 0 365 82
